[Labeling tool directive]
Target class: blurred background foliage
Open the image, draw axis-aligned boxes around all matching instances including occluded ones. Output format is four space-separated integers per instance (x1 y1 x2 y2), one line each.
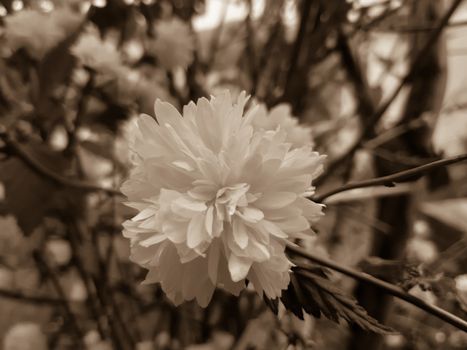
0 0 466 349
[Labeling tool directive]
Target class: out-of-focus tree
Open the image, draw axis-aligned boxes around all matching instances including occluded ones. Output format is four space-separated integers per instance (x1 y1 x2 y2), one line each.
0 0 466 349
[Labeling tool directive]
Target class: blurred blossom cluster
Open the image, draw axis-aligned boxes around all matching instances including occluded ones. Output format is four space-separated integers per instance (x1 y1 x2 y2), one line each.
147 18 195 70
3 7 82 59
71 25 123 76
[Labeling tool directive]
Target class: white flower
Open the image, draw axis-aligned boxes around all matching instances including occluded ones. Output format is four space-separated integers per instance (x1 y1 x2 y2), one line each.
71 25 123 75
84 329 112 350
148 18 195 70
455 274 467 311
250 103 313 148
3 323 47 350
121 91 325 306
3 8 81 59
406 237 438 264
45 238 72 266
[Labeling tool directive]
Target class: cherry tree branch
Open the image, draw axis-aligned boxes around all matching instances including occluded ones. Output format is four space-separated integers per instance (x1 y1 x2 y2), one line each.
313 153 467 202
286 242 467 332
0 131 122 196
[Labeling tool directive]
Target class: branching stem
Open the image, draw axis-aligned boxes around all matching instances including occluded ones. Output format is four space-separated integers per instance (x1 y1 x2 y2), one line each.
0 132 121 196
314 154 467 202
286 242 467 332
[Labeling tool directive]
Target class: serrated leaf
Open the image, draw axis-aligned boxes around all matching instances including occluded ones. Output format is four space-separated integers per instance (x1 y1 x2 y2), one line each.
278 266 395 334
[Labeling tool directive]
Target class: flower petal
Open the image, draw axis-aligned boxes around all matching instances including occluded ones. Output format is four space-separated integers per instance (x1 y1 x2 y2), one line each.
228 254 252 282
187 213 209 248
254 192 297 210
232 219 249 249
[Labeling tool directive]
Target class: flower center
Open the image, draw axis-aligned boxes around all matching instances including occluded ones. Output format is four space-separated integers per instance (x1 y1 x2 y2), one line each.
214 183 250 222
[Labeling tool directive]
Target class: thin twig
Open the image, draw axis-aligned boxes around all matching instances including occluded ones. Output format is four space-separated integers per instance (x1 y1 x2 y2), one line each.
244 0 258 88
316 0 464 186
68 220 124 350
0 132 122 196
281 0 315 98
33 251 85 348
285 243 467 332
0 288 64 305
314 153 467 202
65 70 95 156
75 220 135 349
371 19 467 33
206 0 230 67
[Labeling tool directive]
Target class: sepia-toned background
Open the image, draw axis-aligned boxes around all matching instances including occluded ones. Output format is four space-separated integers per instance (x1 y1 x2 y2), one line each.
0 0 466 349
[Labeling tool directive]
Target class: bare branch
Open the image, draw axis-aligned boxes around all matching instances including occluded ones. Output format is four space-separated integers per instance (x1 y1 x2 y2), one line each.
0 288 64 305
0 131 122 197
314 153 467 202
316 0 464 186
286 242 467 332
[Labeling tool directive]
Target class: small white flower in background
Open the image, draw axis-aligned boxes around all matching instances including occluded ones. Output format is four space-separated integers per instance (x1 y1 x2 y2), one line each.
148 18 195 70
3 10 62 59
455 274 467 311
0 215 28 267
406 237 438 264
135 341 156 350
409 285 437 305
84 329 112 350
0 266 14 290
69 278 88 302
384 334 406 348
122 91 325 306
71 25 124 76
250 103 313 148
3 323 47 350
186 331 234 350
45 238 72 266
3 8 82 60
83 330 101 347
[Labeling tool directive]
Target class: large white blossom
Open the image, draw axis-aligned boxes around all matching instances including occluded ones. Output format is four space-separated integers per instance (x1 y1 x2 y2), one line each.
122 91 325 306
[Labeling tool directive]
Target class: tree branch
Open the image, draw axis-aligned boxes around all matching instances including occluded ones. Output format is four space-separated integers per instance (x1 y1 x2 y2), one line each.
33 251 85 348
314 153 467 202
0 131 122 196
285 242 467 332
0 288 64 305
316 0 464 186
